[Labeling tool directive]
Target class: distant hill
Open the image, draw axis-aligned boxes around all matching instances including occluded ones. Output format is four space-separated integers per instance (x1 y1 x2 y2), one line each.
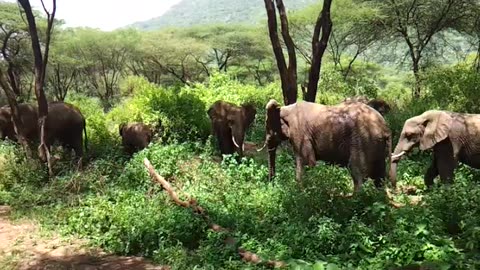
130 0 318 30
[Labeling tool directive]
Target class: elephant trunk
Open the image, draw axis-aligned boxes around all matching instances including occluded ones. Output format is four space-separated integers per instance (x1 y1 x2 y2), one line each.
389 161 397 188
231 127 245 157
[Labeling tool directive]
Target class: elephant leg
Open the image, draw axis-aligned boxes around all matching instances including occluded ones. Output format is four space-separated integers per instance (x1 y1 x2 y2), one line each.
295 155 305 188
424 159 438 188
73 139 84 171
349 164 364 193
434 140 456 186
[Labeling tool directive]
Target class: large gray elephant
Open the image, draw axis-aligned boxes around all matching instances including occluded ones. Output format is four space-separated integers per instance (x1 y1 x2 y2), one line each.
391 110 480 188
207 100 256 159
261 99 393 191
0 103 38 141
38 101 88 169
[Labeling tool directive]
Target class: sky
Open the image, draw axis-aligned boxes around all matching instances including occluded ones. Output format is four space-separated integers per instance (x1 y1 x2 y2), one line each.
5 0 182 31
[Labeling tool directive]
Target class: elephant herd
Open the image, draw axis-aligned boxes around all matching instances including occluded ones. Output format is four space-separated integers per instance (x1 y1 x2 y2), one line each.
208 97 480 192
0 102 154 172
3 97 480 191
0 102 87 167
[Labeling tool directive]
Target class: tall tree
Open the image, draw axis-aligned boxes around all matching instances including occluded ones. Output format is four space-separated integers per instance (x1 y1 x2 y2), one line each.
18 0 56 175
264 0 332 104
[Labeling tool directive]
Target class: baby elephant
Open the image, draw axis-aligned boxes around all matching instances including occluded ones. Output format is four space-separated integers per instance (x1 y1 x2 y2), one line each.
119 122 153 155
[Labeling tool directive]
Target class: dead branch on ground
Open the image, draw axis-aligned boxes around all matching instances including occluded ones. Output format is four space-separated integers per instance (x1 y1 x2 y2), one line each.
143 158 286 268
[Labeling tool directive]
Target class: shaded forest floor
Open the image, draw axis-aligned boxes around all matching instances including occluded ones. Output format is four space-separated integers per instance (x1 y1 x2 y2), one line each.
0 206 168 270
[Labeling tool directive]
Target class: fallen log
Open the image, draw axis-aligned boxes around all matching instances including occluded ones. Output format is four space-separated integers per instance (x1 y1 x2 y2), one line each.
143 158 287 268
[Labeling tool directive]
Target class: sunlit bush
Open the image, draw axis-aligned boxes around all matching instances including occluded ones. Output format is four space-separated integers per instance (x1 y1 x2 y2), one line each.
108 77 210 142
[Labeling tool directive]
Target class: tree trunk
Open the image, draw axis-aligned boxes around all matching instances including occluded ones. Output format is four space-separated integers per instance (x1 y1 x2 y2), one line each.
305 0 333 102
18 0 56 176
264 0 297 105
412 59 421 98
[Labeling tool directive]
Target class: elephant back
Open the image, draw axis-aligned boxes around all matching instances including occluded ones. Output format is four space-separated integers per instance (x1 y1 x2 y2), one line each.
46 102 86 137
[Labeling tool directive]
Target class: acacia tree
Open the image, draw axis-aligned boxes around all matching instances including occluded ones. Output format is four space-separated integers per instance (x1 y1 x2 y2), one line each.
18 0 56 175
264 0 333 104
362 0 474 97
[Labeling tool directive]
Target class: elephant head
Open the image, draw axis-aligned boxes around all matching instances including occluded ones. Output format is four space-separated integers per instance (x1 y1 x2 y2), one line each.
229 103 256 154
390 110 453 182
208 101 256 157
260 99 289 180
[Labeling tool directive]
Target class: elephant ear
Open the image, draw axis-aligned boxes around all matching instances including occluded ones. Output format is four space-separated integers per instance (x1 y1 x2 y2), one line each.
266 99 286 136
242 104 256 127
419 111 452 150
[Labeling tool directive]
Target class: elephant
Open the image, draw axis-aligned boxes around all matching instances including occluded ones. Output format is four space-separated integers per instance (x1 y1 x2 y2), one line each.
0 103 38 142
119 122 153 155
207 100 256 159
343 96 391 116
260 99 393 191
38 101 88 170
391 110 480 188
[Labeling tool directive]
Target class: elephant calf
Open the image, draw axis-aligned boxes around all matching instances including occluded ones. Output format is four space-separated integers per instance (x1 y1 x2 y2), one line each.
119 122 153 155
207 100 256 159
391 110 480 188
343 96 391 116
261 99 393 192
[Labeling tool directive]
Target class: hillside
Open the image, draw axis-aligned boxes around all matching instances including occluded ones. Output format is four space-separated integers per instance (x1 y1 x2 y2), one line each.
130 0 318 30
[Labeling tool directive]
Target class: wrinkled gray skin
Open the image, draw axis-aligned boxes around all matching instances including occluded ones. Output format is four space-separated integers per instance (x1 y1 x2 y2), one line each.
39 102 88 168
391 110 480 188
262 99 393 191
0 103 38 141
119 122 153 155
207 100 256 159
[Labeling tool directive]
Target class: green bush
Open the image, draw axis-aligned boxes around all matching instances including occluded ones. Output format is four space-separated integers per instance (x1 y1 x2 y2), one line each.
424 63 480 113
108 77 210 142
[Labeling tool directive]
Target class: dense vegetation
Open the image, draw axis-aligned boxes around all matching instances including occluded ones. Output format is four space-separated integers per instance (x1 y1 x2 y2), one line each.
1 0 480 269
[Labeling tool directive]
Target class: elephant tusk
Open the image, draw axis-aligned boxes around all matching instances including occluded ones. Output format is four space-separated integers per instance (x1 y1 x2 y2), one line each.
232 135 241 149
257 142 267 152
391 151 406 160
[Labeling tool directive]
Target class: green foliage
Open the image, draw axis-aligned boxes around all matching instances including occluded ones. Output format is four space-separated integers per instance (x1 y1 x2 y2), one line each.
424 63 480 113
108 76 210 142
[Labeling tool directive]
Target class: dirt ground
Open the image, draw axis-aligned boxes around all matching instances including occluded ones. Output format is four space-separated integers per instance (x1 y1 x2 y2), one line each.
0 206 169 270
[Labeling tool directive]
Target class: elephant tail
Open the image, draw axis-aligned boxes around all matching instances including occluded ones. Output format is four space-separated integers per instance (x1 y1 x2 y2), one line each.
83 119 88 153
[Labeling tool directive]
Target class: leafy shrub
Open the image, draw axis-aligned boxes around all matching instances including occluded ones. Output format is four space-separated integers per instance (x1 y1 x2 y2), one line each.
108 77 210 142
424 63 480 113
